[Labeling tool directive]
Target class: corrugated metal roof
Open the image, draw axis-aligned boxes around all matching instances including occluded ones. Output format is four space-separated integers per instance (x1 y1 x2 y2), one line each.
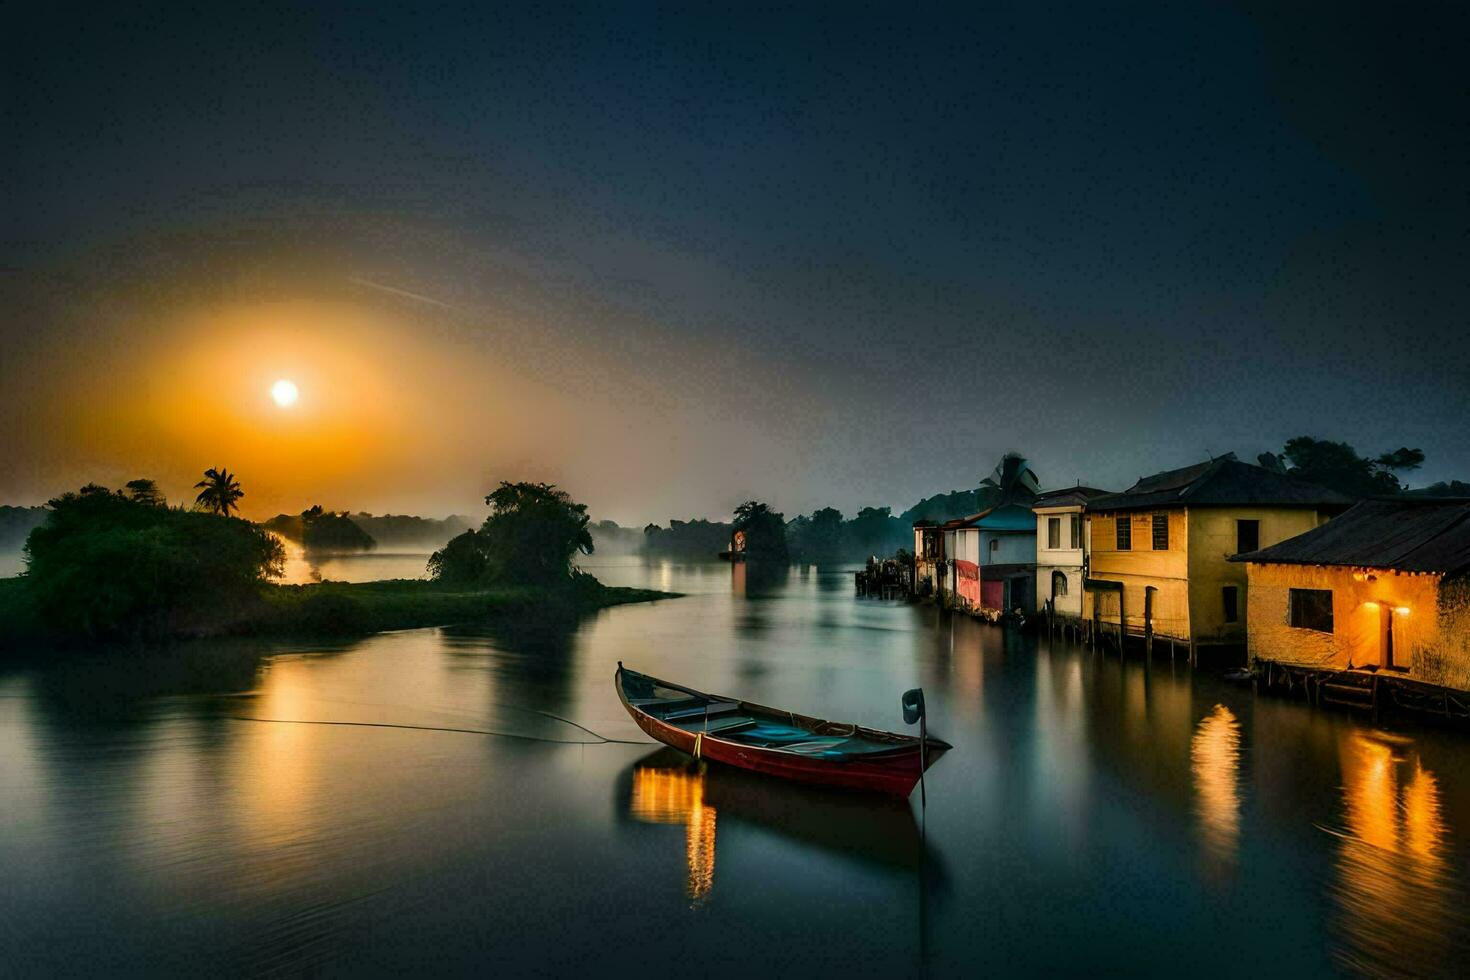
1231 498 1470 574
1087 456 1353 512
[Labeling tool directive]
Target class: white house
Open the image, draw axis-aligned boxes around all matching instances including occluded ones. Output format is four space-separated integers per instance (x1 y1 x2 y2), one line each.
1033 487 1111 621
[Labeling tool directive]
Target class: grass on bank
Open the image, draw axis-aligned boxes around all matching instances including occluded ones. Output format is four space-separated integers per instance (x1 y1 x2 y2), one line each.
255 576 674 636
0 573 676 649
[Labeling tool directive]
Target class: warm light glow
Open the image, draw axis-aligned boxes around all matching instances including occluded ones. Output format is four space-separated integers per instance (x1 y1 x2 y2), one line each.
271 378 299 407
630 765 717 904
1331 732 1450 974
1394 606 1411 616
1191 704 1242 873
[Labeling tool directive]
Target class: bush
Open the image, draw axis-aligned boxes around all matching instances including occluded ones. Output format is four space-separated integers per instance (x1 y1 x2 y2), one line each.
428 482 593 588
21 488 284 639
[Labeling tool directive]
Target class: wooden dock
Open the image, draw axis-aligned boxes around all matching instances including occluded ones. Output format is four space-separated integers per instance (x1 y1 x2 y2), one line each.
1254 658 1470 726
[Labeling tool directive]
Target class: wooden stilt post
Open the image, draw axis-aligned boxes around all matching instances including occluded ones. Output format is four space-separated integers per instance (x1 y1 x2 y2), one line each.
1117 588 1126 656
1144 586 1155 659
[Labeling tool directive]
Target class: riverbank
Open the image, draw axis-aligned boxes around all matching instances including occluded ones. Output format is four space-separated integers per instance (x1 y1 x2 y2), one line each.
0 574 677 650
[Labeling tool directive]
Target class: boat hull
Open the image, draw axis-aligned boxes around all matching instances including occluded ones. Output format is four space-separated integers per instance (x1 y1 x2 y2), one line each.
616 666 947 797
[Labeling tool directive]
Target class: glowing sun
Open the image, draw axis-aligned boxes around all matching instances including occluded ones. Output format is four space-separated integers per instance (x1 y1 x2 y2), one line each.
271 379 299 407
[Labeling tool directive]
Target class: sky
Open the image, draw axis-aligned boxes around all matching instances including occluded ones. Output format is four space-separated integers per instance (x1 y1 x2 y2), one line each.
4 2 1468 524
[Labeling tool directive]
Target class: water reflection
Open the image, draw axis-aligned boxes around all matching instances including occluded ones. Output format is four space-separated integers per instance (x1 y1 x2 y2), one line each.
1330 731 1453 977
8 559 1470 976
1191 704 1242 875
620 748 944 910
628 761 718 905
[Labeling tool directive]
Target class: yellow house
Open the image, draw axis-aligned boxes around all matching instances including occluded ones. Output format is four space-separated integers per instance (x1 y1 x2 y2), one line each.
1083 455 1351 658
1233 498 1470 692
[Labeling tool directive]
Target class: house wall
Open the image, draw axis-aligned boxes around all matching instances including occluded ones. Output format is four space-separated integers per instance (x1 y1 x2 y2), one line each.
1036 507 1085 618
1187 508 1324 645
1085 509 1191 639
954 528 982 608
981 529 1036 566
913 527 943 595
1244 563 1470 692
981 530 1036 613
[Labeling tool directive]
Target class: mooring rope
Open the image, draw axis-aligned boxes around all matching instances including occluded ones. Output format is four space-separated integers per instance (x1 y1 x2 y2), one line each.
224 715 652 746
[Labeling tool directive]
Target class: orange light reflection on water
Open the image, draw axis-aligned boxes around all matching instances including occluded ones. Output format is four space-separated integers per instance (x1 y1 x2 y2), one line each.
630 766 717 905
1330 731 1452 976
1191 704 1242 875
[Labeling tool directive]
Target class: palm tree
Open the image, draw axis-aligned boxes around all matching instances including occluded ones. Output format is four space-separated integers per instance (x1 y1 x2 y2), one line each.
194 467 244 517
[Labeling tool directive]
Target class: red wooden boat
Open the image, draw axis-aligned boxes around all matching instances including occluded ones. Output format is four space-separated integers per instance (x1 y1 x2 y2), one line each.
615 663 951 797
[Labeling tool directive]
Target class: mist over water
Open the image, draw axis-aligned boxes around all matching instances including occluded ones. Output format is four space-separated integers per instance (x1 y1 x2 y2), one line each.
3 557 1468 976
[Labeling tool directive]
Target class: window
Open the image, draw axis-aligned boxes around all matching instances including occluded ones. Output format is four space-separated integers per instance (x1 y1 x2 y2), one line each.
989 538 999 556
1152 514 1169 550
1047 517 1061 550
1237 519 1260 555
1052 571 1068 598
1222 586 1238 623
1070 514 1082 549
1115 515 1132 551
1288 588 1333 633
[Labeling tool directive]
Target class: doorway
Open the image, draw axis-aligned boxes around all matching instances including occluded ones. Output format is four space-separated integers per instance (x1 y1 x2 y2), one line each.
1379 605 1397 669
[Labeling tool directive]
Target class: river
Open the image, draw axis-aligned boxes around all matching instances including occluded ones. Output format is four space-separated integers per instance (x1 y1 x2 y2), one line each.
2 557 1468 977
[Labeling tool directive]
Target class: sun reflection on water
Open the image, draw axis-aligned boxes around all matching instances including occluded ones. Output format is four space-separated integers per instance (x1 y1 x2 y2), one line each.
630 766 717 905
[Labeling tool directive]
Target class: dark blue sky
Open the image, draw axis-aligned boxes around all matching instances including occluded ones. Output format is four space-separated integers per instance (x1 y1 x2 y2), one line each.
4 3 1467 520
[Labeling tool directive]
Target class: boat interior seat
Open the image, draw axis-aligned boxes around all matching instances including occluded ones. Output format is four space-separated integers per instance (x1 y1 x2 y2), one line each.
689 716 758 735
661 700 742 722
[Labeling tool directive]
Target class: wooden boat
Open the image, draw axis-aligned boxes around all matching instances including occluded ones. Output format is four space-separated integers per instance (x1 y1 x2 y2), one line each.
615 663 951 797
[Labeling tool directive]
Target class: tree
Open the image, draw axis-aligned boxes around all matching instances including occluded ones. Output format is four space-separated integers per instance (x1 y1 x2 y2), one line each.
428 481 594 587
299 505 375 551
733 500 789 561
1266 437 1425 498
788 506 844 561
194 467 244 516
22 485 283 639
426 529 492 586
124 479 165 507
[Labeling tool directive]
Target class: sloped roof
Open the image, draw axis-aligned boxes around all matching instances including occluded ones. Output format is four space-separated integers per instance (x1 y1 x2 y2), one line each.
1032 486 1113 510
941 503 1036 531
1231 498 1470 575
1087 455 1353 512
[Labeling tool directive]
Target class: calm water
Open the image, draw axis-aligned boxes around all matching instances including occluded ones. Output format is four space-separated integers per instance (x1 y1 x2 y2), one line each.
3 558 1469 978
274 537 435 584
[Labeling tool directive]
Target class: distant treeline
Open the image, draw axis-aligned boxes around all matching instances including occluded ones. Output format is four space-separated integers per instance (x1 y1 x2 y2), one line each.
587 520 645 554
639 440 1469 565
262 508 375 551
346 512 475 547
262 509 475 551
639 506 907 563
641 519 733 558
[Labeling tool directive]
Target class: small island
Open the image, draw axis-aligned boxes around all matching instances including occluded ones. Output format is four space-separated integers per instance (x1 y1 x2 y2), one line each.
0 473 674 650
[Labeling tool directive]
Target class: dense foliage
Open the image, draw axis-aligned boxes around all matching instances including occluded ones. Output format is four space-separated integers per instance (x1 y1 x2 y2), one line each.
732 501 789 561
21 485 284 639
299 506 375 551
786 505 910 562
641 518 732 557
1260 438 1425 498
428 482 593 587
